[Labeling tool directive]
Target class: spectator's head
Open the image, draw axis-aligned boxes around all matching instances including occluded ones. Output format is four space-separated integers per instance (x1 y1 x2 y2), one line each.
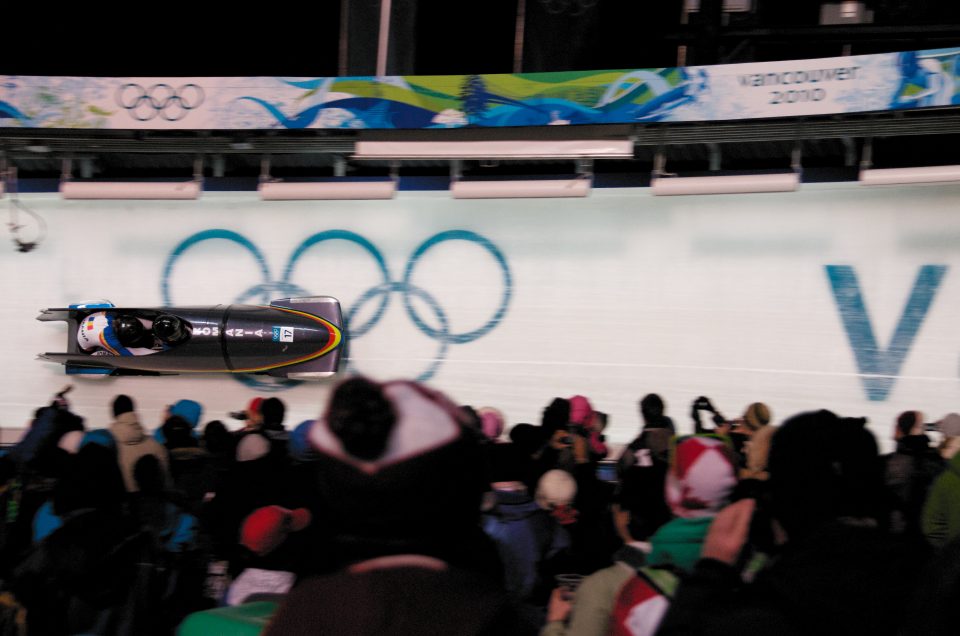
569 395 594 428
477 407 505 441
665 436 738 519
261 397 286 431
509 423 545 457
640 393 674 432
162 415 198 450
289 420 320 462
245 397 264 428
112 394 135 418
323 376 397 461
241 505 312 556
937 413 960 459
541 398 570 435
202 420 232 455
895 410 923 439
768 410 883 540
486 442 530 489
535 469 577 510
80 428 116 453
640 393 665 421
459 405 483 437
742 402 772 433
169 399 202 429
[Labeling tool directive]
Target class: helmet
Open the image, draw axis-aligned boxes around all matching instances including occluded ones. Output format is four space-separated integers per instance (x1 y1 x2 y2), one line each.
153 314 187 343
114 314 145 347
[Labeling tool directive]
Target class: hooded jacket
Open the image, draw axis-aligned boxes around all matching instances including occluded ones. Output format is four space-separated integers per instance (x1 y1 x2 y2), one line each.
922 450 960 548
110 411 170 493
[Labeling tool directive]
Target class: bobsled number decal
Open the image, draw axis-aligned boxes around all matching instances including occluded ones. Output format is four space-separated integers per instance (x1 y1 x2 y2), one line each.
272 326 294 343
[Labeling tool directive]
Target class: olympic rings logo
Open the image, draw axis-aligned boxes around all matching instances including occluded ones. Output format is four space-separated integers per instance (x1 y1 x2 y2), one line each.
116 83 205 122
161 228 512 390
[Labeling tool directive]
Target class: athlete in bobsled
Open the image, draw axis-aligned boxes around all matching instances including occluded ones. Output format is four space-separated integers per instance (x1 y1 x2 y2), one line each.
77 311 189 356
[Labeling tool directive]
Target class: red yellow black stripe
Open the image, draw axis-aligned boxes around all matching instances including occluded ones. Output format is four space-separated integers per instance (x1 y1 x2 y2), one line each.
229 305 342 373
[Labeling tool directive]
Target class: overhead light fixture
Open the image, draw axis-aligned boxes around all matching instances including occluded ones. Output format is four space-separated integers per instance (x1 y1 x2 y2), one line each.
60 180 202 200
259 180 396 200
59 157 203 200
858 165 960 186
652 172 800 195
257 156 396 200
650 147 801 195
451 178 590 199
354 139 633 160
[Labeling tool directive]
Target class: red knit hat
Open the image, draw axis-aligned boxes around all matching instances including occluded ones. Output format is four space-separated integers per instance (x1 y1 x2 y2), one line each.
240 505 312 556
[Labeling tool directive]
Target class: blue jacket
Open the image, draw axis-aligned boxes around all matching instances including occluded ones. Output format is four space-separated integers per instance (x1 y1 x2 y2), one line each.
482 489 570 602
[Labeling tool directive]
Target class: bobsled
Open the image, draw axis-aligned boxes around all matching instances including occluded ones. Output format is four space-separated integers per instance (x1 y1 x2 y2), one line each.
37 297 343 380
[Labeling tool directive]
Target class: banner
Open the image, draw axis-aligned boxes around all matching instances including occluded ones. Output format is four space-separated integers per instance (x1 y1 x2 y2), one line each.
1 49 958 130
2 183 959 450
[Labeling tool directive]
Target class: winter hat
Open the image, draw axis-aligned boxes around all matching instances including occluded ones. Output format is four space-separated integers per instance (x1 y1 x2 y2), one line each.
169 399 203 428
112 395 134 417
742 402 771 432
569 395 594 428
246 397 264 420
80 429 116 452
240 505 313 556
767 410 882 539
665 436 737 519
535 469 577 509
289 420 320 462
939 413 960 437
477 407 505 441
236 433 270 462
310 376 465 470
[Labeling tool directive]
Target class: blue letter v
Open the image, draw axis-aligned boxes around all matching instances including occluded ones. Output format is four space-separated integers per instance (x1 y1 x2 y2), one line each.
826 265 947 401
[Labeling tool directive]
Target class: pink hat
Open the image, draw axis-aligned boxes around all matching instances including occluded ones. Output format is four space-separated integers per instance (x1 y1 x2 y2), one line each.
569 395 594 428
477 407 505 441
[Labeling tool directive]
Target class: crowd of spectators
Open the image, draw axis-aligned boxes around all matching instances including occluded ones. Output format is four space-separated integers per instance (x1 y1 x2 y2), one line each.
1 379 959 635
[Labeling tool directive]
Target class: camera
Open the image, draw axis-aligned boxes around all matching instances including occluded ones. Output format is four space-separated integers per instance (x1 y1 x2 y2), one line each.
229 410 249 420
693 396 715 412
691 396 728 433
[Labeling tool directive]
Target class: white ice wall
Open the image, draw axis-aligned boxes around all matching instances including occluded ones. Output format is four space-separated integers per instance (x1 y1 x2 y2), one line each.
2 183 959 451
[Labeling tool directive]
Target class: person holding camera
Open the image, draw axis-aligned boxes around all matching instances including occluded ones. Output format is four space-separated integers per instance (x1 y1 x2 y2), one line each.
656 410 930 636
